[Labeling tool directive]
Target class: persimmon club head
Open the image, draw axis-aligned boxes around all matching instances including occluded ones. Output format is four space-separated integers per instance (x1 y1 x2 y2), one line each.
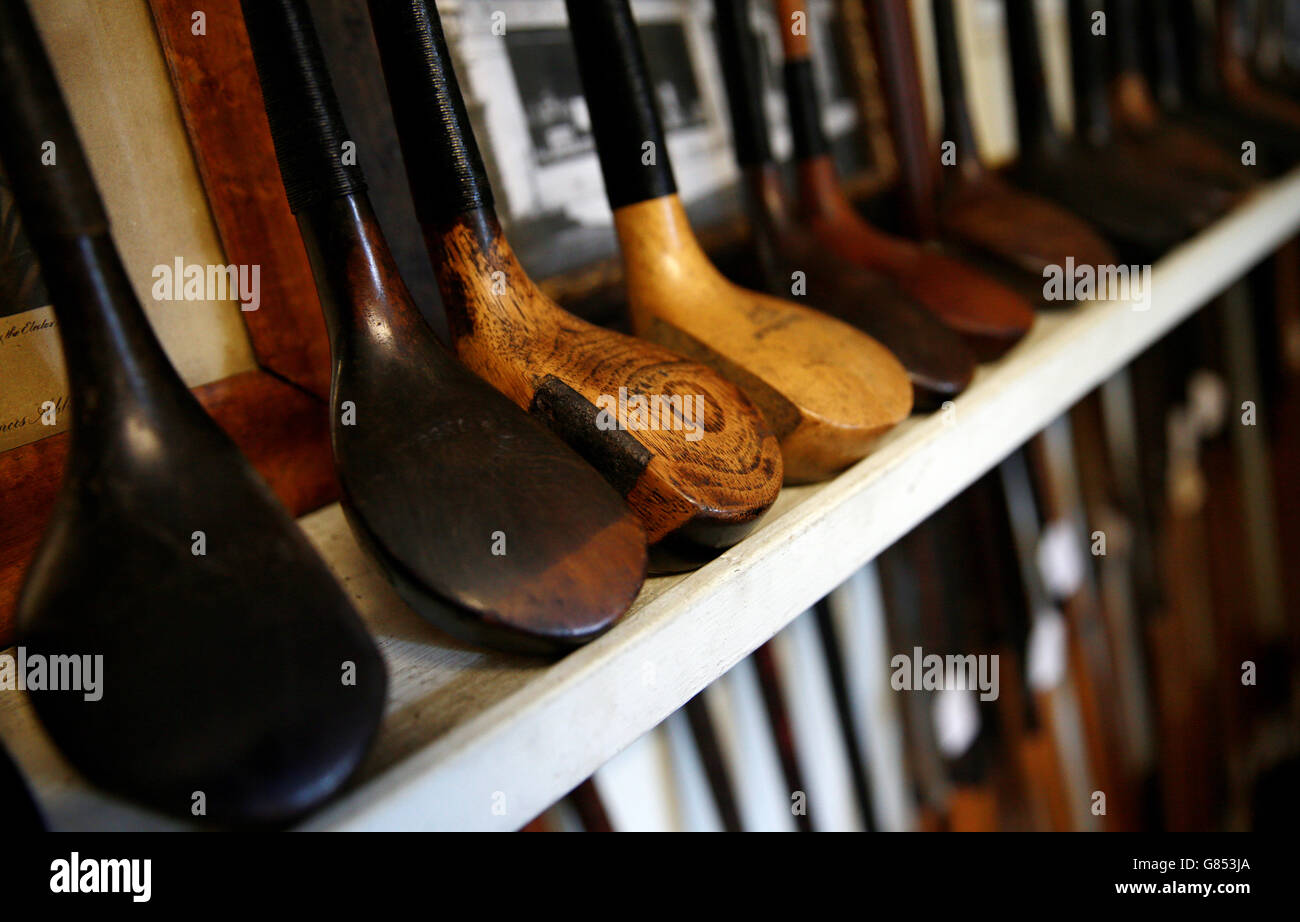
930 0 1117 277
3 0 386 826
775 0 1034 360
367 0 782 559
713 0 976 411
567 0 913 484
243 0 647 652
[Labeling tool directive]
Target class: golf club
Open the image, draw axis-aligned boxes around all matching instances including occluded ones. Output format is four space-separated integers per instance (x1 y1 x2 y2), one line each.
565 0 913 484
240 0 648 653
367 0 784 561
713 0 976 410
778 0 1034 359
2 0 386 825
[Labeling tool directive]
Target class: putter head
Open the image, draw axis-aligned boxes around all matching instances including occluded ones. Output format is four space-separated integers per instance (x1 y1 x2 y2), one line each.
301 199 648 655
615 196 913 483
428 211 784 560
15 244 387 824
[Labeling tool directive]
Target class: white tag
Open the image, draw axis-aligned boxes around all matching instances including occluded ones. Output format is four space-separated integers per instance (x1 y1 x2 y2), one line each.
932 688 981 758
1037 520 1084 598
1026 609 1068 692
1187 370 1227 439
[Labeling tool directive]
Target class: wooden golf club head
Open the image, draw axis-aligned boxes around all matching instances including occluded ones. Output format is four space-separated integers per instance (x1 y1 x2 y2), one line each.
1067 0 1235 225
929 0 1117 277
242 0 647 651
776 0 1034 359
713 0 975 410
567 0 912 483
741 166 976 410
1002 0 1204 259
366 0 782 560
0 740 43 830
1108 0 1257 194
1215 0 1300 128
1 0 386 825
1156 0 1300 172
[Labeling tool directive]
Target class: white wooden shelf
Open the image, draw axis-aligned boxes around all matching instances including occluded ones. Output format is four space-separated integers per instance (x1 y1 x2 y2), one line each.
4 168 1300 831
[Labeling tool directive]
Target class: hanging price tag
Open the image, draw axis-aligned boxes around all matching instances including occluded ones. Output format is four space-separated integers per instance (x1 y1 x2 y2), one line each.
1026 608 1068 692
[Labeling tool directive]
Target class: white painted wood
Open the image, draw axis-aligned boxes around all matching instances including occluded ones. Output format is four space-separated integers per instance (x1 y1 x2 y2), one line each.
3 169 1300 830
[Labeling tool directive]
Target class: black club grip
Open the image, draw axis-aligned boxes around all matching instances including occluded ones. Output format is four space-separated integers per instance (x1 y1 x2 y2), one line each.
932 0 977 154
564 0 677 209
0 0 108 240
239 0 366 213
366 0 492 224
713 0 774 167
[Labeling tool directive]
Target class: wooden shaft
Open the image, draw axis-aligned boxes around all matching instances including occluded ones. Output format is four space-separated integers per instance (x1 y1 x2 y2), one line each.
930 0 982 176
751 642 815 831
1067 0 1115 145
865 0 939 237
812 599 877 830
775 0 812 59
1002 0 1065 157
567 778 614 832
683 694 744 831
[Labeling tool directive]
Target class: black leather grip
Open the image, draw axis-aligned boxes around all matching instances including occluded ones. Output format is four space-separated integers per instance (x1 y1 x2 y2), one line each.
1003 0 1056 151
367 0 492 223
1109 0 1143 76
931 0 977 153
0 0 108 240
565 0 677 208
713 0 773 167
239 0 366 213
1067 0 1113 143
783 59 829 161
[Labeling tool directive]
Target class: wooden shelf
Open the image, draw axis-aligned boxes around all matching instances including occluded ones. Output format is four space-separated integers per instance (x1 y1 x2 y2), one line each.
4 167 1300 831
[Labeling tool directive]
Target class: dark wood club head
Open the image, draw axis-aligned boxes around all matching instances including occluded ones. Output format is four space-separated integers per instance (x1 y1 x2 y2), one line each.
16 317 389 824
928 0 1117 276
795 157 1035 361
364 0 780 562
1 0 387 827
241 0 648 645
299 198 648 651
742 166 976 410
425 211 783 560
938 173 1118 278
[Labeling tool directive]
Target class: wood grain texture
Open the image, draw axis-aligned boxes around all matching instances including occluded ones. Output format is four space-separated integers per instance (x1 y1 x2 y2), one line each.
146 0 331 398
297 196 647 654
796 156 1034 359
0 368 333 647
613 194 912 484
428 210 782 555
9 173 1299 830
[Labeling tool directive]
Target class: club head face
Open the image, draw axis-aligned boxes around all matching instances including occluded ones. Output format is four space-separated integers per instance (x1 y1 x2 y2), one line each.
330 330 647 655
16 409 387 826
